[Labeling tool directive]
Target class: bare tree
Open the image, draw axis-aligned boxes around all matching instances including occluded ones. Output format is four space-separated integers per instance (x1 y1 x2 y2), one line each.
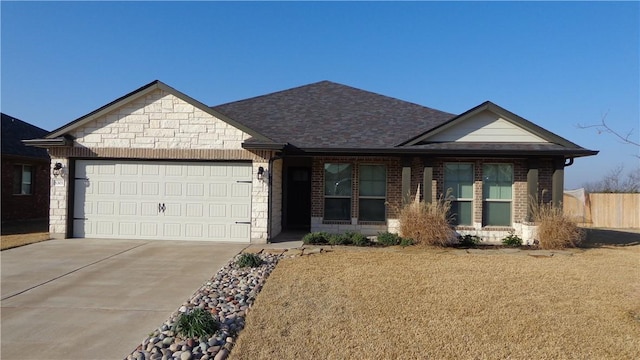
578 112 640 158
582 164 640 193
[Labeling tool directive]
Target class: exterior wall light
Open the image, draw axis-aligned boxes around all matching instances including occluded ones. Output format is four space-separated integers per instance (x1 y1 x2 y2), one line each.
52 162 65 178
257 166 265 180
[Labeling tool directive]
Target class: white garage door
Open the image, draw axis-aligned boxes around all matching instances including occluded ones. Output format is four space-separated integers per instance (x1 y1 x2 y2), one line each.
73 160 252 242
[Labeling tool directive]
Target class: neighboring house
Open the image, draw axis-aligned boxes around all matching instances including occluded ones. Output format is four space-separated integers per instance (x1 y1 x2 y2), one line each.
1 113 50 222
24 80 597 243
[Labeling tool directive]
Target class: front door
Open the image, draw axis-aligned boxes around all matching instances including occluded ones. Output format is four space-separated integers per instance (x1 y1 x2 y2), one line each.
286 167 311 230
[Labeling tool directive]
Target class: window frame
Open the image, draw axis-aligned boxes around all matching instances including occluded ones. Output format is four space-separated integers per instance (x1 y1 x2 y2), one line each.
358 164 387 222
444 162 474 226
13 164 34 195
323 163 353 221
482 163 513 227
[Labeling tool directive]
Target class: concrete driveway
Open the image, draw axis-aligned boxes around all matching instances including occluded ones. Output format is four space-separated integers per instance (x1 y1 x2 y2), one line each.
1 238 246 360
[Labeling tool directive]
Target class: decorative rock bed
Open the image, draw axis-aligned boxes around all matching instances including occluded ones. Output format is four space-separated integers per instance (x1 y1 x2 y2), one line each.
126 252 284 360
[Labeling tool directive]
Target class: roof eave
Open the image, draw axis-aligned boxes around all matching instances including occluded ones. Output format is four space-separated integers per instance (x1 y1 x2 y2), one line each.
285 146 599 158
241 142 288 151
22 137 72 148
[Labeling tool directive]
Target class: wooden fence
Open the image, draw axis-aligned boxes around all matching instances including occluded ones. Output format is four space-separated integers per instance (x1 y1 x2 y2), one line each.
564 193 640 228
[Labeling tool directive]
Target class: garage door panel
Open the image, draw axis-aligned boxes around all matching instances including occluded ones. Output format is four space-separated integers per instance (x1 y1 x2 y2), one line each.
142 182 159 195
120 164 138 175
119 222 137 236
119 202 137 216
164 183 182 196
208 204 226 217
120 182 138 195
142 164 160 176
141 202 159 216
185 203 203 217
232 183 251 197
95 221 114 235
165 165 183 177
98 181 116 195
230 224 249 241
140 223 158 236
163 223 181 237
186 183 204 197
210 183 227 197
74 160 252 242
96 201 115 215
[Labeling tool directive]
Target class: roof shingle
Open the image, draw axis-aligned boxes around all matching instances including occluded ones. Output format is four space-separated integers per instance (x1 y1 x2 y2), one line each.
212 81 456 149
1 113 49 159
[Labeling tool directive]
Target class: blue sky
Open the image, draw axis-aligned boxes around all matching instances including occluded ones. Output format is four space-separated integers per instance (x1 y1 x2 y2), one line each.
1 1 638 189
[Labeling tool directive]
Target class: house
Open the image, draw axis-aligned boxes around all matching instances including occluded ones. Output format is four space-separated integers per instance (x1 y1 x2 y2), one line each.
24 80 598 243
1 113 50 223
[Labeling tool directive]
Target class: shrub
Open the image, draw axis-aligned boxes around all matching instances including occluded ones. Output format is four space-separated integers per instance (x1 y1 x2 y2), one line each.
236 253 263 268
459 234 481 247
399 237 414 247
175 308 220 339
349 233 370 247
399 194 455 247
532 201 585 249
501 232 522 247
377 231 402 246
328 233 352 246
302 232 329 245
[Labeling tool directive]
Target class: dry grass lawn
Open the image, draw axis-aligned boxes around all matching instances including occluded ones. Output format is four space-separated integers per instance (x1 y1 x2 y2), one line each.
230 246 640 359
1 232 50 250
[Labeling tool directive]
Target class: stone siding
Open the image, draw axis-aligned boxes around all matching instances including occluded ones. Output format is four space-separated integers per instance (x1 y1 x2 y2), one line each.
47 89 272 243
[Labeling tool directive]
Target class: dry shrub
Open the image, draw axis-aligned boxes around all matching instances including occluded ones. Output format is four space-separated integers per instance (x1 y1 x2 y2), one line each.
533 201 585 249
399 195 454 246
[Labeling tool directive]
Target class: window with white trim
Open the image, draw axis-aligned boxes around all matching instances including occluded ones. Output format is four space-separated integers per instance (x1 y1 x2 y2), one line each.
482 163 513 226
13 165 33 195
359 164 386 221
324 163 352 220
444 163 473 225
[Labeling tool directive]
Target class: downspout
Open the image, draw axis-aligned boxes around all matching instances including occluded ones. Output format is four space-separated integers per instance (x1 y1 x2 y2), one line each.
565 157 574 167
267 153 283 243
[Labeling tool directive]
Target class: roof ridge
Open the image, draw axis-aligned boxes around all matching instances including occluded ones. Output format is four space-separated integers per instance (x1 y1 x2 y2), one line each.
210 80 334 108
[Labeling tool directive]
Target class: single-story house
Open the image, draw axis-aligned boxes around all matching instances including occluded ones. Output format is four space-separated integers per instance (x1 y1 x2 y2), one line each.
25 80 597 243
2 113 50 222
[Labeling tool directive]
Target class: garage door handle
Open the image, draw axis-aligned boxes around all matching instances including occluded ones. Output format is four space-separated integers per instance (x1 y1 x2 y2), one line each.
235 221 251 224
236 180 252 183
158 203 166 213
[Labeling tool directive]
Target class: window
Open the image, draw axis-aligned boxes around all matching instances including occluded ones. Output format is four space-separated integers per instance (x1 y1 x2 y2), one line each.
359 165 386 221
13 165 33 195
483 164 513 226
324 164 352 220
444 163 473 225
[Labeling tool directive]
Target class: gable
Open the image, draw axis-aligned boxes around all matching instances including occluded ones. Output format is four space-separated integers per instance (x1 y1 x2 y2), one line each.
425 110 547 143
69 89 251 150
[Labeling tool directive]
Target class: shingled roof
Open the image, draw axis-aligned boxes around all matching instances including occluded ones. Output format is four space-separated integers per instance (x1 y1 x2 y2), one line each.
212 81 456 150
1 113 49 159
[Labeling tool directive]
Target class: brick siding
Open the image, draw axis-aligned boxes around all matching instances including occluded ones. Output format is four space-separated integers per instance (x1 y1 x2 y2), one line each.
1 156 50 222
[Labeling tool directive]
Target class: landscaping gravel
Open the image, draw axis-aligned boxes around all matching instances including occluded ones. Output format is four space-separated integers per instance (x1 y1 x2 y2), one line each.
126 252 284 360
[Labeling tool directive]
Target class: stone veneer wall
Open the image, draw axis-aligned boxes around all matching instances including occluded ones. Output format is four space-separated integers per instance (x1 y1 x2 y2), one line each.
47 89 274 243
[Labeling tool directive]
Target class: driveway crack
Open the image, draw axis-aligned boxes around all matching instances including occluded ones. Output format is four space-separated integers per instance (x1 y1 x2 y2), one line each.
1 241 149 301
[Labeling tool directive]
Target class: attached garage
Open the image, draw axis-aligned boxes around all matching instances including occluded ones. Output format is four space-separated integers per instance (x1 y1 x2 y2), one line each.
73 160 252 242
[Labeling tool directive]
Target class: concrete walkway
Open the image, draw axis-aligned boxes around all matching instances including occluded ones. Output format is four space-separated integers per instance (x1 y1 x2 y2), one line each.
1 238 246 360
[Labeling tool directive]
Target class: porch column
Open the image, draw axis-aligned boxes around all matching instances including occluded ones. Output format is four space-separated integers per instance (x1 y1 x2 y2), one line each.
423 158 433 204
402 157 412 205
552 158 565 209
527 159 539 220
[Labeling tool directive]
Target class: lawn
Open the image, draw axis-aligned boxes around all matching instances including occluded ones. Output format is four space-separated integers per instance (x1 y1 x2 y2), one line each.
230 245 640 359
